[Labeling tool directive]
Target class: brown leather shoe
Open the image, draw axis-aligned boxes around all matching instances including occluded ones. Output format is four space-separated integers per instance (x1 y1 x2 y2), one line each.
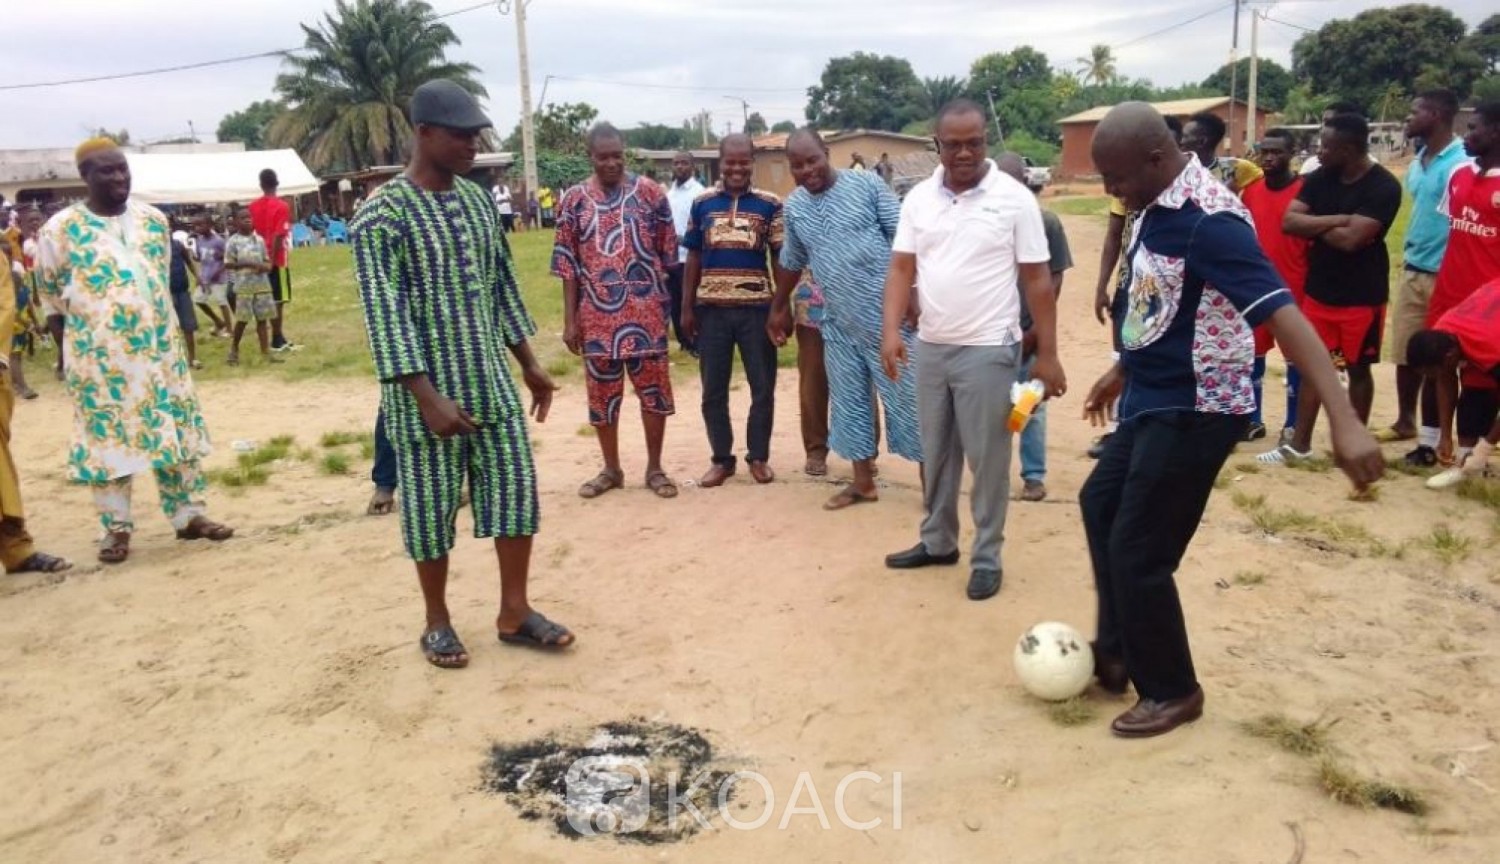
1110 687 1205 738
698 464 736 488
748 461 775 484
1091 641 1128 695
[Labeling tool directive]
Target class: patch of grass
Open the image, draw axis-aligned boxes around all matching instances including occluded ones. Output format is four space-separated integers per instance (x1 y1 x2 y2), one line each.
320 430 363 448
359 438 377 460
1046 696 1097 727
1286 455 1334 474
1421 524 1473 565
1455 477 1500 512
319 452 352 475
1384 457 1432 478
1233 570 1268 586
1316 757 1428 815
1240 713 1336 757
207 463 271 489
575 424 596 437
239 438 293 467
1232 461 1262 475
1047 195 1112 217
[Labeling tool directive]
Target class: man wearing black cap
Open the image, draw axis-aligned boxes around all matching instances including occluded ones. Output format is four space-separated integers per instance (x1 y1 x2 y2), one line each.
352 79 572 670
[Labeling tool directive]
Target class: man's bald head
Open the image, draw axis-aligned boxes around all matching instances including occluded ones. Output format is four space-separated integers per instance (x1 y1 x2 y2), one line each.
994 152 1026 184
719 133 754 157
1090 102 1187 211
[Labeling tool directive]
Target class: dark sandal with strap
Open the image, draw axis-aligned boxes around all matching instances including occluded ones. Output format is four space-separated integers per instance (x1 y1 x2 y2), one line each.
420 625 470 669
98 532 130 564
11 552 73 574
645 470 678 499
578 469 624 499
175 516 235 541
498 611 576 650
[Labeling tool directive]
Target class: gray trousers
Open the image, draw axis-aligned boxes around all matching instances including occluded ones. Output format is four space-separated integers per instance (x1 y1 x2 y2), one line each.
917 341 1021 573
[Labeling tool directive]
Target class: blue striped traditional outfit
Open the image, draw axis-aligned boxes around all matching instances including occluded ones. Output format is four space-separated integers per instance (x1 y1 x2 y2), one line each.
352 175 540 561
780 169 921 462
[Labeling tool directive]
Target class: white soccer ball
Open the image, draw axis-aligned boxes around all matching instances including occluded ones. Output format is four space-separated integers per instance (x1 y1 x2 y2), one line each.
1013 622 1094 701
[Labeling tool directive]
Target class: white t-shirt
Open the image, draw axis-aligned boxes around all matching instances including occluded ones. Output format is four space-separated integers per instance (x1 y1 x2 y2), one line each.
666 177 705 264
492 184 513 215
892 160 1050 346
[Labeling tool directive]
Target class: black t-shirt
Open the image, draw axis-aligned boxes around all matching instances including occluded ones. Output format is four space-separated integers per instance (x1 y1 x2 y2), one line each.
169 239 191 295
1297 163 1402 307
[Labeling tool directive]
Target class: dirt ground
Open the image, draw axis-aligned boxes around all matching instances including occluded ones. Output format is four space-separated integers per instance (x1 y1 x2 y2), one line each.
2 214 1497 863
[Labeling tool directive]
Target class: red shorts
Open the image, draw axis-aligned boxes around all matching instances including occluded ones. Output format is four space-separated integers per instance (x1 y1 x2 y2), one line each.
584 355 675 426
1302 298 1384 369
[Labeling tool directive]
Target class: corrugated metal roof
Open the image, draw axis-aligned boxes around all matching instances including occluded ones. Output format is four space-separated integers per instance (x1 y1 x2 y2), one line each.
1058 96 1268 125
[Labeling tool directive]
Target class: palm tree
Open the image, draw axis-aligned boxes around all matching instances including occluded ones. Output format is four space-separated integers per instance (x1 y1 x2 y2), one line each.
1076 44 1118 88
1371 82 1407 123
268 0 485 173
920 75 970 116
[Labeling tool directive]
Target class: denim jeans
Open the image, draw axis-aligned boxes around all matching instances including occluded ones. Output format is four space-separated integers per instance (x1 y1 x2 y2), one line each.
1017 355 1047 483
372 408 397 490
697 304 777 466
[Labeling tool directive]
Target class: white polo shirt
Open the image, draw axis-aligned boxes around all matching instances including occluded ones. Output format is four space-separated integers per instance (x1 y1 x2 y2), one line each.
666 176 705 264
892 160 1049 346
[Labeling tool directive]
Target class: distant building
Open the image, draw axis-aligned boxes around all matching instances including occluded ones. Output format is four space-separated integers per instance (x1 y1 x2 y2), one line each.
0 141 246 204
1056 96 1272 180
630 148 720 187
750 129 934 198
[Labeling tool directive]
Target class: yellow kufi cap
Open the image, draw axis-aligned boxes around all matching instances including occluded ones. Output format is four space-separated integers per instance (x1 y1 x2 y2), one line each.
75 136 120 166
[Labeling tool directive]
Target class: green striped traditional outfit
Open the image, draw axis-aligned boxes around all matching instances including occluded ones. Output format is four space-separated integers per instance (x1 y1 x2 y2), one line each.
352 175 539 561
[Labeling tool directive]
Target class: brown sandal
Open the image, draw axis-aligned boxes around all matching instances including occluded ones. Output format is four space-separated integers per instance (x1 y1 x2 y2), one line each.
176 516 235 541
823 484 878 511
98 531 130 564
578 469 624 499
646 470 678 499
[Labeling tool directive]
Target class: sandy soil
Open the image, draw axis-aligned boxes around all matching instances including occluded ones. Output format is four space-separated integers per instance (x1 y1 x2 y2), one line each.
2 215 1497 863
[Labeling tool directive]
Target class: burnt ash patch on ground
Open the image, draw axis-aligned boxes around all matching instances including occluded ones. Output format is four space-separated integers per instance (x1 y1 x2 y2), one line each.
482 718 739 845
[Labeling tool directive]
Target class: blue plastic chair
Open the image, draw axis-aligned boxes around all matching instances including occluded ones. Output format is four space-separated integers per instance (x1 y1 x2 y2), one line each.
325 219 350 244
291 222 315 247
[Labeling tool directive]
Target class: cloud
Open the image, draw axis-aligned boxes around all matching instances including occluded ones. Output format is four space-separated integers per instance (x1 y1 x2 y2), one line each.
2 0 1490 150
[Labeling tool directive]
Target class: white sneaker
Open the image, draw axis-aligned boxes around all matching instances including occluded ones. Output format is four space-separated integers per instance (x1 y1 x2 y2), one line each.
1426 465 1466 489
1256 444 1312 465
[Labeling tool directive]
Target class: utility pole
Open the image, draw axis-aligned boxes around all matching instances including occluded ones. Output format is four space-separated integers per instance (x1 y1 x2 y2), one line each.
499 0 539 202
1227 0 1240 153
699 110 710 146
1245 7 1260 153
724 96 750 132
984 89 1006 149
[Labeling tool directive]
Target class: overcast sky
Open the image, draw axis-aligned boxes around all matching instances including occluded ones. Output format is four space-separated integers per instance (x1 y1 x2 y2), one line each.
3 0 1491 150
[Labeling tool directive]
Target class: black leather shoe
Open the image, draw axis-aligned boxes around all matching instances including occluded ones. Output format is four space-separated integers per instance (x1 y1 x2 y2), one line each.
966 568 1002 600
1090 641 1129 695
884 543 960 569
1110 687 1205 738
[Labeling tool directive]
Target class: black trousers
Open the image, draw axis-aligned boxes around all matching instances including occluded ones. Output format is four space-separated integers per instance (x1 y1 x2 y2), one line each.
698 304 777 467
372 408 397 491
664 267 694 352
1080 411 1246 701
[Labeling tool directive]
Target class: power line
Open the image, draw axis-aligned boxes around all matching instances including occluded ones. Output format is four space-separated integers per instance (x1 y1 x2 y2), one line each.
0 0 496 92
1113 2 1235 50
545 75 805 95
1262 14 1317 33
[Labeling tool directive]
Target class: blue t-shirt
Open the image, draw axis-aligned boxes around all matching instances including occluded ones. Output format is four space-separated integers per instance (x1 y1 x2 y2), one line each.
1403 139 1469 273
1118 160 1294 421
779 169 900 338
681 186 784 306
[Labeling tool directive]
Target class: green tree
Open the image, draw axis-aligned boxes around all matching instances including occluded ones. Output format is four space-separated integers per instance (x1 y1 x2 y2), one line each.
745 111 768 136
268 0 483 173
621 123 688 151
1474 75 1500 102
1076 44 1118 87
505 102 599 155
968 47 1056 142
217 100 285 150
1371 82 1409 123
1464 14 1500 73
91 128 130 145
1201 58 1293 112
1291 4 1482 110
1281 83 1330 124
918 75 969 118
770 120 797 134
804 52 923 131
537 151 592 190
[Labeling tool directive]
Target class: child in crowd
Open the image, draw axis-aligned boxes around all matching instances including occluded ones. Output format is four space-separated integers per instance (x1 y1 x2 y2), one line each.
168 233 202 368
224 207 282 366
191 213 233 336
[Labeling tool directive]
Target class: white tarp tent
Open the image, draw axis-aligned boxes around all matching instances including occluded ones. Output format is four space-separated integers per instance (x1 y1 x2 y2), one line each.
126 148 319 204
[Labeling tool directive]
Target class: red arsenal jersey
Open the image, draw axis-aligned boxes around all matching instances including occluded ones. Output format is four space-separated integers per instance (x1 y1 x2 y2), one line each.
1436 277 1500 380
1431 163 1500 323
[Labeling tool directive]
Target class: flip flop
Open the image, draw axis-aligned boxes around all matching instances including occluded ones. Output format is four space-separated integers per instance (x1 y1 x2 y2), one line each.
421 625 469 669
497 611 576 650
1372 427 1414 443
98 532 130 565
367 487 396 516
823 484 878 511
10 552 72 574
